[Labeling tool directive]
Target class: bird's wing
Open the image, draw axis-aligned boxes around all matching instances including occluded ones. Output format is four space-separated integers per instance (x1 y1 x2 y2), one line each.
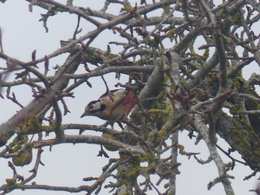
110 88 136 116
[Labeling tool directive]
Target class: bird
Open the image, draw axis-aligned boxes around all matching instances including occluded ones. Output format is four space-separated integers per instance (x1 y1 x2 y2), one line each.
80 88 137 122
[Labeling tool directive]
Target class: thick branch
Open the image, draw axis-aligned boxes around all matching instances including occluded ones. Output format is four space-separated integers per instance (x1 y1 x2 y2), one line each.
0 51 82 146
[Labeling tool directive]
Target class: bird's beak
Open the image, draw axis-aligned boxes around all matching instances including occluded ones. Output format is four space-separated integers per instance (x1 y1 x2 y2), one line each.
80 112 87 118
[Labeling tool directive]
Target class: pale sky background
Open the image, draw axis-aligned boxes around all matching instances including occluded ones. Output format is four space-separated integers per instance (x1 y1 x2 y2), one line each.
0 1 259 195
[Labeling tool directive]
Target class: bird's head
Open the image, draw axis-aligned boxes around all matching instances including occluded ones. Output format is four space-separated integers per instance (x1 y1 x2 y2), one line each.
80 88 137 121
80 100 106 118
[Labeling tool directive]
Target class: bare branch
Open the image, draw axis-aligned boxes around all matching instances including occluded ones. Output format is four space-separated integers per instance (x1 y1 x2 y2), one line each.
194 114 235 195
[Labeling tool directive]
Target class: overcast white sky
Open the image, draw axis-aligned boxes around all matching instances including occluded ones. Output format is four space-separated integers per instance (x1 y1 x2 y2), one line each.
0 1 259 195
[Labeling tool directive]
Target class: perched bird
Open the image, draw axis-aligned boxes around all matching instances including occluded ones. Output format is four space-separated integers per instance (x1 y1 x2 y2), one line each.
81 88 137 122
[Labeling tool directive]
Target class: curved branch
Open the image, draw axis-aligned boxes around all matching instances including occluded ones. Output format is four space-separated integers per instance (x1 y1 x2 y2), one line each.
32 134 145 156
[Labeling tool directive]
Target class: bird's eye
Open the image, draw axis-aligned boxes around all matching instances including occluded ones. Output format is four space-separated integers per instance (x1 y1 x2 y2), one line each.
87 100 102 112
